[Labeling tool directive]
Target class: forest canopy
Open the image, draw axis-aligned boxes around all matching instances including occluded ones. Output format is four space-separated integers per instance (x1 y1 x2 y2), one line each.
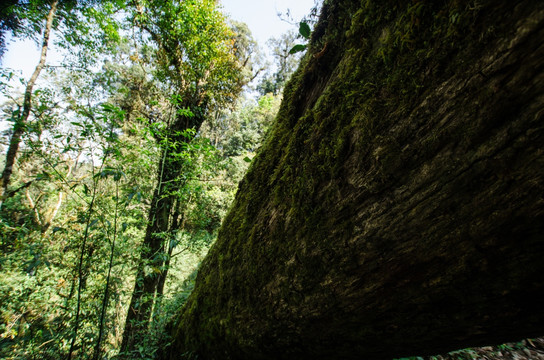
0 0 302 358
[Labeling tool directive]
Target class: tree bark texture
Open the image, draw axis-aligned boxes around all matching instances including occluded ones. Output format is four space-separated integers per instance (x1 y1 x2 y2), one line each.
0 0 58 207
162 0 544 359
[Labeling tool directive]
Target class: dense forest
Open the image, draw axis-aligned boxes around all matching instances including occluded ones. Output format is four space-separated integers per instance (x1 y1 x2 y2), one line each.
1 0 543 360
0 0 301 358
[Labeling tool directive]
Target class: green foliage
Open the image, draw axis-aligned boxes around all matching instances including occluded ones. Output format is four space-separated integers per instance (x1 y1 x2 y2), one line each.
0 0 283 358
201 94 280 159
289 44 308 54
131 0 246 112
298 21 311 40
0 62 154 359
258 29 302 96
289 21 311 54
1 0 122 64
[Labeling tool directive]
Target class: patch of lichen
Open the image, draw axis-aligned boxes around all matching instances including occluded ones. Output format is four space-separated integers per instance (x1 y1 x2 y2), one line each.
166 0 529 357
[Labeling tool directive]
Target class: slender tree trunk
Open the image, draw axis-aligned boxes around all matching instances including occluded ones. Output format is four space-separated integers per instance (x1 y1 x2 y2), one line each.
94 182 120 360
68 150 108 360
68 193 97 360
0 0 58 208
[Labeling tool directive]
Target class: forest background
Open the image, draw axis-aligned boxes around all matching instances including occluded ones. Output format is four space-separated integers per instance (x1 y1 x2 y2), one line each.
0 0 317 358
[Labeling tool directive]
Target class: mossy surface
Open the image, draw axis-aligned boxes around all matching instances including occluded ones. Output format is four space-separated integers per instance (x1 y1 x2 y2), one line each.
161 1 544 359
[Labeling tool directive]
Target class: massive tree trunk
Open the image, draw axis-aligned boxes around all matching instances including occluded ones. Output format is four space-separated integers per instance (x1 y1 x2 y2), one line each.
161 0 544 359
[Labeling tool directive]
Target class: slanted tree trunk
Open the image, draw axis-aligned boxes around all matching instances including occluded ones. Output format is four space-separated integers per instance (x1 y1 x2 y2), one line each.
0 0 58 208
160 0 544 359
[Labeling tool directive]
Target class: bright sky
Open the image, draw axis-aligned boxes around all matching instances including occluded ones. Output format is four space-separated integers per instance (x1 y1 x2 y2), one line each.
220 0 317 46
0 1 317 131
2 0 317 79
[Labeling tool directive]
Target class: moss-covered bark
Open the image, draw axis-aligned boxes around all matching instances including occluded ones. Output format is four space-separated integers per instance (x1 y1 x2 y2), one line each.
160 0 544 359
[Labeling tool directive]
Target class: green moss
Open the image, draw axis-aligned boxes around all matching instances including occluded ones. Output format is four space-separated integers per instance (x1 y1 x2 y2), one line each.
165 0 529 357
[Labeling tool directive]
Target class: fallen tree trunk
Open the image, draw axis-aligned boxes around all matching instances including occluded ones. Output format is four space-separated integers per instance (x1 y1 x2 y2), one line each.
160 0 544 358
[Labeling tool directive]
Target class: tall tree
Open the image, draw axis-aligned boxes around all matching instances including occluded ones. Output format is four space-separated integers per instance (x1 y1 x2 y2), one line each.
159 0 544 359
257 30 301 96
0 0 117 207
0 0 58 208
120 0 252 354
